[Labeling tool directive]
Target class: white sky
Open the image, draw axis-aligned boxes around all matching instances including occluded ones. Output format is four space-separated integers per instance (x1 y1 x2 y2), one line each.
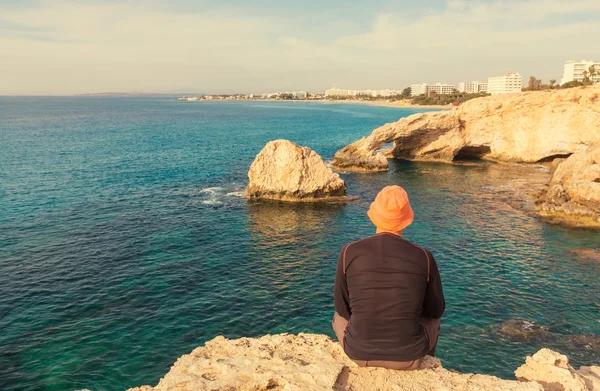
1 0 599 95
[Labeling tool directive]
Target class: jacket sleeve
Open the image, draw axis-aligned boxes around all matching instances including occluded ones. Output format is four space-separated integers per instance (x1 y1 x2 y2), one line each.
421 251 445 319
334 246 352 320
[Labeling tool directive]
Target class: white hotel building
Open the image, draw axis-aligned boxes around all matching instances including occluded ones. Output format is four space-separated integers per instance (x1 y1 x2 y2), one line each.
292 91 307 99
561 60 600 85
410 83 455 97
456 81 488 94
487 72 522 95
324 88 350 97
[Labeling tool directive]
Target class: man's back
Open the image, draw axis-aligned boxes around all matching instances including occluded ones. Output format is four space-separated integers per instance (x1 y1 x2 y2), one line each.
334 232 445 362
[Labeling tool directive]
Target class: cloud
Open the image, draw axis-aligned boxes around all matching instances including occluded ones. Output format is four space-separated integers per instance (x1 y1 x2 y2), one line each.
0 0 599 94
334 0 600 82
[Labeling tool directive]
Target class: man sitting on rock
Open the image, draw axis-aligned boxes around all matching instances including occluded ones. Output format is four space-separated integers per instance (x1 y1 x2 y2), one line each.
332 185 445 370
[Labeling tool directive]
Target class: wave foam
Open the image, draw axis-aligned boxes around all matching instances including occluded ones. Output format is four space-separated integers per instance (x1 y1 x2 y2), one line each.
201 199 223 205
198 186 245 206
200 187 226 194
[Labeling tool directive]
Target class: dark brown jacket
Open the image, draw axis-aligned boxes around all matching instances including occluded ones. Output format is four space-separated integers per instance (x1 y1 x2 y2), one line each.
334 232 445 361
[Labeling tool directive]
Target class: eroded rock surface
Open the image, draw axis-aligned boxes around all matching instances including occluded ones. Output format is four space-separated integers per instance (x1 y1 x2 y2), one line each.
247 140 347 201
126 333 598 391
333 86 600 171
537 144 600 227
515 349 600 391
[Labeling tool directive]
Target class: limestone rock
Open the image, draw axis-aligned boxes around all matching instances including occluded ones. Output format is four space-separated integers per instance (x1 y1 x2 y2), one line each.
333 85 600 170
515 348 599 391
127 333 557 391
578 366 600 390
247 140 347 201
538 144 600 227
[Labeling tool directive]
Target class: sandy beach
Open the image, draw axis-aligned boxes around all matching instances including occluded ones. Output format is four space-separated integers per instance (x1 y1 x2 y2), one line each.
185 98 451 110
320 98 452 110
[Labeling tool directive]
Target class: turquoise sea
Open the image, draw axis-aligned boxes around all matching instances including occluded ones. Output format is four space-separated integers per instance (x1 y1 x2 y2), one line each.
1 97 599 391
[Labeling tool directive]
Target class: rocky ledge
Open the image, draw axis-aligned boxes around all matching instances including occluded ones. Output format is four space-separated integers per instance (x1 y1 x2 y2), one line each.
128 333 600 391
537 144 600 227
333 85 600 171
247 140 347 201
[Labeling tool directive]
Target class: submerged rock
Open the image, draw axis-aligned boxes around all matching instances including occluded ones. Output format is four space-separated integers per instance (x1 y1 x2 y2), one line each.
495 319 551 341
538 144 600 228
567 334 600 350
127 333 550 391
247 140 347 201
333 85 600 171
491 319 600 368
568 248 600 263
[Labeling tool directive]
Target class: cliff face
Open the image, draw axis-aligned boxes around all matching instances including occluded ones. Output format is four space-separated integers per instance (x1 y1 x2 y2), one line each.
333 86 600 171
247 140 347 201
127 333 600 391
538 144 600 227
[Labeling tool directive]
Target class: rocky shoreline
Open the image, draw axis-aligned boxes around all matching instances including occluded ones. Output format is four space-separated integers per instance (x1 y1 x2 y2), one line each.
536 144 600 228
332 86 600 228
127 333 600 391
321 98 452 110
244 87 600 226
333 86 600 168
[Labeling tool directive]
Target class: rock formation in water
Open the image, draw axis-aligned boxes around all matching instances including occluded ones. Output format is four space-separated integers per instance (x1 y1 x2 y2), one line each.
492 319 600 363
127 333 600 391
495 319 551 341
333 85 600 171
247 140 347 201
537 144 600 227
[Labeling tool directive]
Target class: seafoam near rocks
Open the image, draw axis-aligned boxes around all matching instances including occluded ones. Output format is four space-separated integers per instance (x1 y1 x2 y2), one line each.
333 85 600 170
127 333 599 391
247 140 347 201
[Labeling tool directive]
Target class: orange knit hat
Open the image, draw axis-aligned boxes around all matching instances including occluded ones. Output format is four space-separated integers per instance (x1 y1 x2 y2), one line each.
367 185 414 232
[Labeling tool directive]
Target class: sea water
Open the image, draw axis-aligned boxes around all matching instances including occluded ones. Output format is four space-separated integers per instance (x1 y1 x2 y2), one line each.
1 97 599 391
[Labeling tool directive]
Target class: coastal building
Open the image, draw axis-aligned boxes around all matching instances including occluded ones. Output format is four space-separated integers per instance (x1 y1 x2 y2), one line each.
457 81 488 94
560 60 600 85
410 84 427 96
325 88 349 97
487 73 522 95
429 83 455 95
292 91 307 99
349 89 370 96
410 83 455 97
325 88 402 98
372 89 402 97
